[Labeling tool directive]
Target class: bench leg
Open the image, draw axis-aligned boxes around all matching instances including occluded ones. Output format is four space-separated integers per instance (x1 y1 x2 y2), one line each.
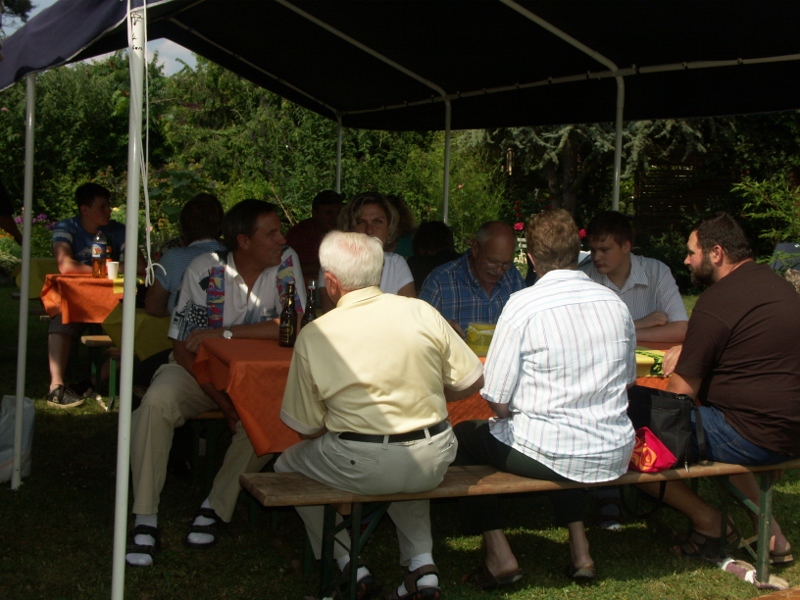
756 471 775 583
319 502 391 600
718 470 778 584
107 355 117 411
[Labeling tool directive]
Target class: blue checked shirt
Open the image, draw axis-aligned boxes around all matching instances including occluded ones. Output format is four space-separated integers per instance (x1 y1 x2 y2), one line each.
418 252 525 330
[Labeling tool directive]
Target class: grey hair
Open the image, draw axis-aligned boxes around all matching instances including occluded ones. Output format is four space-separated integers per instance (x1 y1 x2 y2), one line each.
319 231 384 291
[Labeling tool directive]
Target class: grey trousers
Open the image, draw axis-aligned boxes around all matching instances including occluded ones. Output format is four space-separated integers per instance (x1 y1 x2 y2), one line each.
130 358 272 521
274 425 457 564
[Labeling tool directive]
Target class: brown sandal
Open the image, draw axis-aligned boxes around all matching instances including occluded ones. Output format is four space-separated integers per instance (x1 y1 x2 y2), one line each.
387 564 441 600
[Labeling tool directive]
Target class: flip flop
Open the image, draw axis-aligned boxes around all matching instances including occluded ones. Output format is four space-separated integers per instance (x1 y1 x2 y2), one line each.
462 564 524 590
566 563 596 582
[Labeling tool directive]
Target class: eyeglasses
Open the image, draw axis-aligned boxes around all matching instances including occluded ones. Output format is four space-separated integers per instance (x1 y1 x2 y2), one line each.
475 243 514 271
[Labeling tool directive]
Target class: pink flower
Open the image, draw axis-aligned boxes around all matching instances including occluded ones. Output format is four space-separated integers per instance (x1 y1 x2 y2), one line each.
514 222 524 231
1 107 7 112
579 228 587 239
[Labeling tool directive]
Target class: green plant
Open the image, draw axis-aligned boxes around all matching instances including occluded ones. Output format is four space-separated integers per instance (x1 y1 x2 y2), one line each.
736 173 800 245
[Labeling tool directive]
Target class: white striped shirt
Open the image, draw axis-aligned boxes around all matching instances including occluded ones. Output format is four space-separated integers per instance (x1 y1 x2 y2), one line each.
581 253 688 322
484 269 636 483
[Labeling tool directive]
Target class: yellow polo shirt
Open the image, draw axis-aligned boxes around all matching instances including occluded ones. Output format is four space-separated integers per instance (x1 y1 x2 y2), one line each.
280 286 483 436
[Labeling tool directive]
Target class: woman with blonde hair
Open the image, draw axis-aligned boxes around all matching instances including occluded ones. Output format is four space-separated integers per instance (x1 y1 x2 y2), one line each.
320 191 415 311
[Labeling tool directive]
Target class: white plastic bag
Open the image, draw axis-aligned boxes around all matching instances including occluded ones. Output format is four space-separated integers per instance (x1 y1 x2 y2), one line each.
0 395 35 483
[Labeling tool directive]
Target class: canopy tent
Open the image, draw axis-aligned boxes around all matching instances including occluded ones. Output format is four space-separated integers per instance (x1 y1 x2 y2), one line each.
3 2 800 599
4 0 800 130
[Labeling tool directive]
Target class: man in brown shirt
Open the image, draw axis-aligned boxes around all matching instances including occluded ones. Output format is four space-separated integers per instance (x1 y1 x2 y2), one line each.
653 213 799 563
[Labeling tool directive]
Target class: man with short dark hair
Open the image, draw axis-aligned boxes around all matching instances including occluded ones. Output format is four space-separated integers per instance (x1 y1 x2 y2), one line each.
285 189 342 284
582 211 687 343
276 230 483 600
126 199 306 567
419 221 524 337
652 213 798 562
46 183 137 408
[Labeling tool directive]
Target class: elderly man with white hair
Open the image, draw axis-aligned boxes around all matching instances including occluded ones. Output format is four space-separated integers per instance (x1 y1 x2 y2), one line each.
276 231 484 600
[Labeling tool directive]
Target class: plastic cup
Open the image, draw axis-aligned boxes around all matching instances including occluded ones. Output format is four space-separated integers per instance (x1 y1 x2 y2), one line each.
106 261 120 280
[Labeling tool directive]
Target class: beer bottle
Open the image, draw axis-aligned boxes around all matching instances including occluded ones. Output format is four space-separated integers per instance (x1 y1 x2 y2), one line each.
91 230 107 278
278 281 297 347
301 280 316 328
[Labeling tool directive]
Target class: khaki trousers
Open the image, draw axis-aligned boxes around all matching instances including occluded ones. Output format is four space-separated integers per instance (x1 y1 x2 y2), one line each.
274 426 457 564
130 357 271 521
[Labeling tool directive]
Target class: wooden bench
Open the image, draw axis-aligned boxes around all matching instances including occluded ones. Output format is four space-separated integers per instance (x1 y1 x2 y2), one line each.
241 458 800 600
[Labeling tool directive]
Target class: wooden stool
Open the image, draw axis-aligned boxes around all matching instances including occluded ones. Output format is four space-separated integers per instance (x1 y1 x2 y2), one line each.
79 334 118 409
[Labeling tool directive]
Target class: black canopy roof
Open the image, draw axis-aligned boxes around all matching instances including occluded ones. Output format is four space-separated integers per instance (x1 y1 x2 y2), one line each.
1 0 799 130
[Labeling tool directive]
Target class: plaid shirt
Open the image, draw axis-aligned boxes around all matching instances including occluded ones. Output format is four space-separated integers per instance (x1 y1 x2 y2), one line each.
418 252 525 330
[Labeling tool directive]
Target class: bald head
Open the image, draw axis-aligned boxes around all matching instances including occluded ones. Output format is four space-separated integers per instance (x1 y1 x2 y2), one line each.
470 221 518 294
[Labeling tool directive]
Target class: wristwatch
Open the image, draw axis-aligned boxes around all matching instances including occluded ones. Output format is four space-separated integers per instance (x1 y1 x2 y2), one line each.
222 329 234 339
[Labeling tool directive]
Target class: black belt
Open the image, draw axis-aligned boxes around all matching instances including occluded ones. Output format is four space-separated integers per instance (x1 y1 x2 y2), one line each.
338 420 449 444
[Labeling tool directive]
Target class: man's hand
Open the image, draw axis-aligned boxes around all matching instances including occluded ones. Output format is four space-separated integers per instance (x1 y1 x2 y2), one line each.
448 319 466 339
184 328 224 353
635 311 669 330
662 344 683 376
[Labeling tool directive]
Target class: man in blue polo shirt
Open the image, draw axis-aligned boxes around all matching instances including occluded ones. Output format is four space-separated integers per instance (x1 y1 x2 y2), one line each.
419 221 524 337
47 183 136 408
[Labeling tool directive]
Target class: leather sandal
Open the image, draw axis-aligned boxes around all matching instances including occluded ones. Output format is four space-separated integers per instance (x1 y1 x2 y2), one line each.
387 564 442 600
674 524 740 561
183 507 222 548
332 559 382 600
125 524 161 566
566 563 596 581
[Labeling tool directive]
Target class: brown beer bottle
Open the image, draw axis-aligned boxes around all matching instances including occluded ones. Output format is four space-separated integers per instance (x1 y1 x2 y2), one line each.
279 281 297 347
300 280 316 328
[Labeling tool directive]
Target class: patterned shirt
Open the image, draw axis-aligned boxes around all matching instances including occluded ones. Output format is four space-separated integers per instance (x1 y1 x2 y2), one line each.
154 239 227 314
484 269 636 484
168 247 306 341
418 252 525 330
51 216 127 265
581 253 687 322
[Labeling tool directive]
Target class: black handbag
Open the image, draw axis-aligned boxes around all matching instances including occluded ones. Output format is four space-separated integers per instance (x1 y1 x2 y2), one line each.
626 385 706 470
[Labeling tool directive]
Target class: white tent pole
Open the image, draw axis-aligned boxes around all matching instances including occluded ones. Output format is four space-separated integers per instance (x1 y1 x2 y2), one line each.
11 73 36 491
442 100 452 224
111 6 145 599
335 116 342 194
612 76 625 211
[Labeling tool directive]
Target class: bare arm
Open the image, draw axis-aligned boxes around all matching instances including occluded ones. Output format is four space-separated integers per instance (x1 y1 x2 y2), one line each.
444 375 484 402
487 400 510 419
665 371 702 399
144 279 171 317
396 281 416 298
53 241 91 274
661 344 683 376
635 320 688 344
174 338 240 433
182 318 281 353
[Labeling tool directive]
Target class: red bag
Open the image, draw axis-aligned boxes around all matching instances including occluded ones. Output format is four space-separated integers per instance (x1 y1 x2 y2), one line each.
629 426 677 472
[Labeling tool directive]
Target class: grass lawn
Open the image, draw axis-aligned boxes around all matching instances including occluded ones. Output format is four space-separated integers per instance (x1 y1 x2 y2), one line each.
1 284 797 599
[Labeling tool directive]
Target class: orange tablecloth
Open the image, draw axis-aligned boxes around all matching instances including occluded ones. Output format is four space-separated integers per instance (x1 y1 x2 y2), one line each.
40 274 123 324
193 339 496 456
192 338 671 457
